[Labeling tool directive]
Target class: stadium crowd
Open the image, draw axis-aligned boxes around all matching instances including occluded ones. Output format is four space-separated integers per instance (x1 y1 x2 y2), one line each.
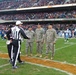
0 0 76 38
0 23 76 38
0 10 76 20
0 0 76 10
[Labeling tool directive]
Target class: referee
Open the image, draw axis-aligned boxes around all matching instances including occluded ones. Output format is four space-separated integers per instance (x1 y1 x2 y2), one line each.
6 21 29 69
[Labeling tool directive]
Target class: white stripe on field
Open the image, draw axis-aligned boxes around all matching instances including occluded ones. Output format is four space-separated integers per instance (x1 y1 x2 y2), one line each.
64 42 76 45
1 53 76 69
0 58 10 68
55 43 76 51
0 63 9 68
50 60 76 67
29 55 76 68
0 55 75 75
25 61 73 75
42 43 76 54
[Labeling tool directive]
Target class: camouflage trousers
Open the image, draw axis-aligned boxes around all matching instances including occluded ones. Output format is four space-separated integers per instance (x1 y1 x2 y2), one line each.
26 42 33 54
36 41 43 54
46 42 55 57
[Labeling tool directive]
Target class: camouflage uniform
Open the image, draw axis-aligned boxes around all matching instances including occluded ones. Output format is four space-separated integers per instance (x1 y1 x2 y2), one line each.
45 28 57 58
35 28 45 55
25 30 35 55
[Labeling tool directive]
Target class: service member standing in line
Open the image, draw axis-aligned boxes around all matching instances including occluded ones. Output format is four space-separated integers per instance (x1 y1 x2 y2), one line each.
25 26 35 56
6 21 30 69
45 25 57 60
35 24 45 57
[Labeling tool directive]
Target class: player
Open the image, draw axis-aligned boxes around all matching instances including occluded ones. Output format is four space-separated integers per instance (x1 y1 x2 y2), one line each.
64 27 70 42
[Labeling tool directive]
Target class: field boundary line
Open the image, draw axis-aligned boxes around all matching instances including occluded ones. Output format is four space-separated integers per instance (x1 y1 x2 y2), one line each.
0 53 76 74
0 58 73 75
55 43 76 51
0 63 9 68
25 61 73 75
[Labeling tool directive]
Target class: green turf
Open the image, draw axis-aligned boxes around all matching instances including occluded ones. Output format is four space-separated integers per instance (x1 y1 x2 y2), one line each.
0 38 76 64
0 59 68 75
0 38 76 75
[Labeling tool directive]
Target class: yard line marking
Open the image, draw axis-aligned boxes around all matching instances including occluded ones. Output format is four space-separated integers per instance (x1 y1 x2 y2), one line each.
28 55 76 67
51 60 76 67
0 58 73 75
42 43 76 54
1 52 76 68
55 43 76 51
0 63 9 68
64 42 76 44
25 61 73 75
0 53 76 75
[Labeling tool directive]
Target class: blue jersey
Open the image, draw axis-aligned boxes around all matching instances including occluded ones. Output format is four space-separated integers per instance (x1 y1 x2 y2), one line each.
64 29 70 39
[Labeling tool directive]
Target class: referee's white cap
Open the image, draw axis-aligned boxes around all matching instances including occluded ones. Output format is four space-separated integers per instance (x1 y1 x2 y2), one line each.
16 21 23 25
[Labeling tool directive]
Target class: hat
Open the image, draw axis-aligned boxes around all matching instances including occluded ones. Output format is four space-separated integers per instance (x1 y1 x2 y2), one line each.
16 21 23 25
8 25 13 28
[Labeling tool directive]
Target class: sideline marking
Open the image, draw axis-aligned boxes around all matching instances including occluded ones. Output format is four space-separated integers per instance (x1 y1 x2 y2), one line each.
0 54 76 75
55 43 76 51
0 63 9 68
0 58 73 75
42 43 76 54
25 61 73 75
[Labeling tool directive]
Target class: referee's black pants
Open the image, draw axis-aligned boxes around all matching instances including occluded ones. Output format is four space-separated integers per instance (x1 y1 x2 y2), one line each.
12 40 21 67
7 43 12 61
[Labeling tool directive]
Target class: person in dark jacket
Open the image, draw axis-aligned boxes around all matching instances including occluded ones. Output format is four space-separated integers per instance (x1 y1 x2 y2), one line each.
6 25 13 63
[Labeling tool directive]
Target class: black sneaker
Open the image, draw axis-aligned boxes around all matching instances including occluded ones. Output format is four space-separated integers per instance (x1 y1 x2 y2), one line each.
19 61 24 64
12 66 18 69
9 60 12 64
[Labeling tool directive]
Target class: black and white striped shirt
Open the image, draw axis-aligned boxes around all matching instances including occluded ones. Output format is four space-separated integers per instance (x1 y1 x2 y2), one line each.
7 26 29 40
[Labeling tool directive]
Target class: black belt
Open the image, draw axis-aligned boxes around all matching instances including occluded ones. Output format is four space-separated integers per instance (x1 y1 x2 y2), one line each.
13 39 21 41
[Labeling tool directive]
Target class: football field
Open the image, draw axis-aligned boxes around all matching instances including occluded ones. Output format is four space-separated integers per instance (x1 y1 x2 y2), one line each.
0 38 76 75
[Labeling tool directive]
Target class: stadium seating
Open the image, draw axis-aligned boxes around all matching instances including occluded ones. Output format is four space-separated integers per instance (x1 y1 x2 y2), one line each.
0 0 76 10
0 0 76 35
0 10 76 20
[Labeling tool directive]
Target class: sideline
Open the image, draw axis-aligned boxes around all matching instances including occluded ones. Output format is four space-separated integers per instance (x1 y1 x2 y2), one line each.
0 58 73 75
55 43 76 51
0 63 9 68
25 61 73 75
0 53 76 74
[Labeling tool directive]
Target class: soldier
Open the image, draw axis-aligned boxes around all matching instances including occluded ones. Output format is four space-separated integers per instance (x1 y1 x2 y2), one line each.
25 26 35 56
35 24 45 57
45 25 57 60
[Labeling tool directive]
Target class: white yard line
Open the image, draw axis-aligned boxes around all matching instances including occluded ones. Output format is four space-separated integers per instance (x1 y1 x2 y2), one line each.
0 63 9 68
55 44 75 51
0 58 10 68
25 61 73 75
0 55 75 75
0 58 73 75
64 42 76 44
42 43 76 54
29 56 76 68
